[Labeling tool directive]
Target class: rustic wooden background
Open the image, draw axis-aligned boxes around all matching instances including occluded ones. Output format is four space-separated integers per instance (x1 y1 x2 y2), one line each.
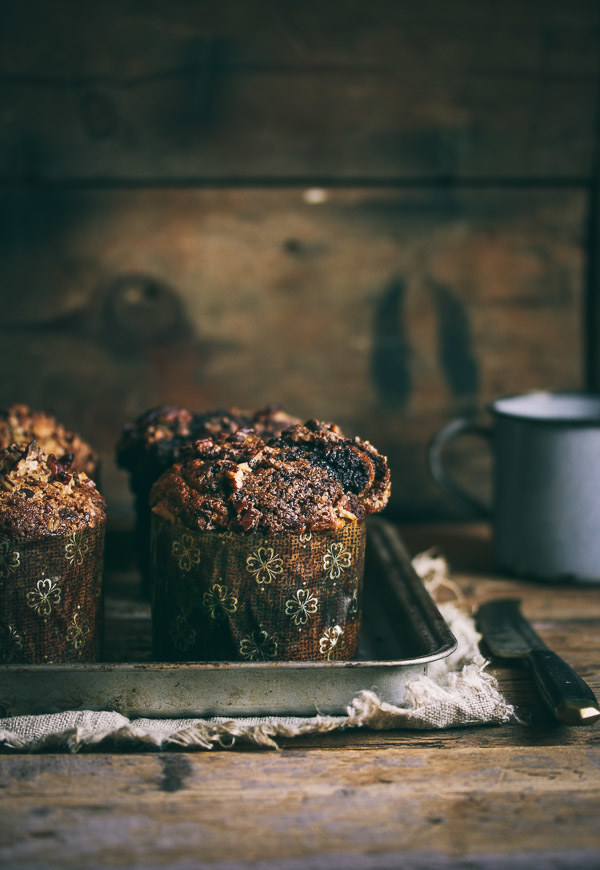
0 1 597 522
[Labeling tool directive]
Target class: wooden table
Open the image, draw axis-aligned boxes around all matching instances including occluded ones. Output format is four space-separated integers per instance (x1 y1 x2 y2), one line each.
1 525 599 869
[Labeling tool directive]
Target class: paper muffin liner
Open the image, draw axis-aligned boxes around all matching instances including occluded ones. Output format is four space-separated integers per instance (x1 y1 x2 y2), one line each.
150 515 366 662
0 524 104 664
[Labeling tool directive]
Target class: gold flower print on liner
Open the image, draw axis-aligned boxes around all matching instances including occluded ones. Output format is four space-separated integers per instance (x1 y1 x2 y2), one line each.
323 542 352 579
64 532 89 567
285 588 318 626
172 534 201 572
0 541 20 579
170 613 196 652
246 547 283 585
66 612 90 650
239 629 278 661
319 624 343 660
0 624 23 663
203 582 238 620
26 576 62 616
299 531 312 545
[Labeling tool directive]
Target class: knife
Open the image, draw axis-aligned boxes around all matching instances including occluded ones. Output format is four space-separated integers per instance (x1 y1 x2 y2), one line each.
476 598 600 726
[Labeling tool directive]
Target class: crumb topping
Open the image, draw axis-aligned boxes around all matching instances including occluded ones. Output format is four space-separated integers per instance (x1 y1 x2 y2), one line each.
116 403 301 492
150 420 391 534
0 442 106 537
0 404 98 479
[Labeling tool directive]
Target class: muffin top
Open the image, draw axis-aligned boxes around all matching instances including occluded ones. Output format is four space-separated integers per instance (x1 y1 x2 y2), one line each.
0 404 98 479
150 419 391 534
116 403 301 489
0 442 106 538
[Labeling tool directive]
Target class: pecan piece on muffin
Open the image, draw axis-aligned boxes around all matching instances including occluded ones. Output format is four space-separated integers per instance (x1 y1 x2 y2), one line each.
117 403 301 487
0 404 99 480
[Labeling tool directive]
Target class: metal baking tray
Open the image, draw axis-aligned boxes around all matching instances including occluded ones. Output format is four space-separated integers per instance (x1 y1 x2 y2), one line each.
0 519 456 718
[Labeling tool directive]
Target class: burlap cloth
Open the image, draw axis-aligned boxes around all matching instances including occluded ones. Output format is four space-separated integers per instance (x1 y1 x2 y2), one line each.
0 552 514 752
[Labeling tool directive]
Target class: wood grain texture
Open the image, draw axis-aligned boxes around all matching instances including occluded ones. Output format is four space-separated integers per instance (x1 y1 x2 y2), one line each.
0 187 585 520
0 0 597 180
0 747 599 867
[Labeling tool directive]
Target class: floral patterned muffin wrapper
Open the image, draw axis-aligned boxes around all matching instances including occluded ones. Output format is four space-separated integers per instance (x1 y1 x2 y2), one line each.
150 515 366 662
0 525 104 664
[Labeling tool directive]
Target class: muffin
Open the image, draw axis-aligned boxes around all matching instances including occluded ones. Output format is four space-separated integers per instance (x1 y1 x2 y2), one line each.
150 420 391 662
0 404 99 480
116 403 301 586
0 441 106 663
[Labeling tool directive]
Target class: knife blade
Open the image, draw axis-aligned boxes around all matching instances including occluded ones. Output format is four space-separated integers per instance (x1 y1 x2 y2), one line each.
476 598 600 726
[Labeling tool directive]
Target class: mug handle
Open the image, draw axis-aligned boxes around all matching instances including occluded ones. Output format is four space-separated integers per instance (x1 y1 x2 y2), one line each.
428 418 492 518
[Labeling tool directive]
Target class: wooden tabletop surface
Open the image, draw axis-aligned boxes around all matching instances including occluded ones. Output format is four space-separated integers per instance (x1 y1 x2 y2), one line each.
1 524 599 869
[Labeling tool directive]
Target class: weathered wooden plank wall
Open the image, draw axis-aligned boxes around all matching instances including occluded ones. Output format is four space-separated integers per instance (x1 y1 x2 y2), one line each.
1 1 597 181
0 1 597 520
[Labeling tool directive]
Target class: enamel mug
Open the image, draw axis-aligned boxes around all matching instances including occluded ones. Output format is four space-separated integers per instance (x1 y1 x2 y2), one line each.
428 392 600 583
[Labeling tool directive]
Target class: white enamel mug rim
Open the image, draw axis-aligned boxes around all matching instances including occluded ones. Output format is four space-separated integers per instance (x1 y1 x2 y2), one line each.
491 391 600 426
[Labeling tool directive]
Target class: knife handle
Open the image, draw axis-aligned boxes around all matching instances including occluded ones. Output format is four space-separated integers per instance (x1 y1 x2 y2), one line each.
527 649 600 726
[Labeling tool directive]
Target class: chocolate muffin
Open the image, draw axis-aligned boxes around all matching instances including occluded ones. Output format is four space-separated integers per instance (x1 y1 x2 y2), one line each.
149 421 391 663
117 403 300 585
0 442 106 663
0 404 99 480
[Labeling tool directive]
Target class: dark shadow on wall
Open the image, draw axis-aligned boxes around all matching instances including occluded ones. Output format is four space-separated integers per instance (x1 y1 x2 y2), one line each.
370 277 411 408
